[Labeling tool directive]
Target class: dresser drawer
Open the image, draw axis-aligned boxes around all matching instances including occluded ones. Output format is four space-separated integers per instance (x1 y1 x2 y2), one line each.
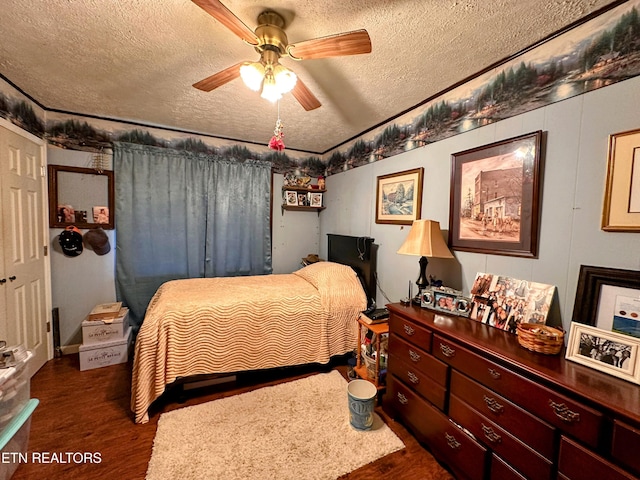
389 354 447 410
434 334 603 448
387 375 488 480
558 436 637 480
450 370 555 459
389 335 448 383
389 313 432 351
449 394 554 480
491 454 527 480
612 420 640 476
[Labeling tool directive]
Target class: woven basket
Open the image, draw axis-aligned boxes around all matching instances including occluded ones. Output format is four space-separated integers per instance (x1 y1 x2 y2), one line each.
517 323 565 355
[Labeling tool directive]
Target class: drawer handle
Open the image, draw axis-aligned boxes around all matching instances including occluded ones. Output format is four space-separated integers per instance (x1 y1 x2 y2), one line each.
488 368 501 379
397 392 408 405
403 324 415 336
445 432 461 449
409 350 421 362
407 371 419 384
439 343 456 358
483 395 504 414
481 424 502 444
549 400 580 423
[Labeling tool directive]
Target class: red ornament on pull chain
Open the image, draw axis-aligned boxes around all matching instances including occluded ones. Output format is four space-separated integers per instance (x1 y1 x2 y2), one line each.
268 101 285 151
268 118 285 151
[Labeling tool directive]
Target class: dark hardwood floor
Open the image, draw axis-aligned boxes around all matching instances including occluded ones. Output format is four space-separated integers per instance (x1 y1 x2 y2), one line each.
11 354 453 480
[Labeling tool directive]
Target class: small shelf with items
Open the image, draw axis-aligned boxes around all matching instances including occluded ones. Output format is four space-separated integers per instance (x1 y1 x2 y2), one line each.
355 315 389 390
281 186 326 215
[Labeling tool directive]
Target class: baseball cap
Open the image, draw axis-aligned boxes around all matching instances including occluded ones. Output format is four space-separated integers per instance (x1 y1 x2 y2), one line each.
84 228 111 255
59 226 83 257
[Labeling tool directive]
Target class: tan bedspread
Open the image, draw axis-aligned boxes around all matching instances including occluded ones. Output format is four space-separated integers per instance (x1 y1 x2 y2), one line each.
131 262 366 423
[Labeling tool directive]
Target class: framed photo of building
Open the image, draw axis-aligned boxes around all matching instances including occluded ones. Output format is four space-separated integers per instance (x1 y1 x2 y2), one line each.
448 131 544 257
566 322 640 385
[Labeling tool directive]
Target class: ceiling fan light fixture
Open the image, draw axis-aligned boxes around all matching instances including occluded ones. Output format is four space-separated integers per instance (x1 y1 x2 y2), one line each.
240 62 265 91
273 64 297 94
260 73 282 102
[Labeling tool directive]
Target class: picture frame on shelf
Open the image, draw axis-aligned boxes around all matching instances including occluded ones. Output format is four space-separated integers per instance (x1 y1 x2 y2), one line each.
297 193 308 206
602 128 640 232
448 131 544 257
309 192 323 208
285 191 298 206
572 265 640 338
375 167 423 225
565 322 640 385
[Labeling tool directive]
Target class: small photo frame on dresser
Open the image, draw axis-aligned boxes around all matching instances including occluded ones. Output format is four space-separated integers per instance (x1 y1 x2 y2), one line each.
565 322 640 385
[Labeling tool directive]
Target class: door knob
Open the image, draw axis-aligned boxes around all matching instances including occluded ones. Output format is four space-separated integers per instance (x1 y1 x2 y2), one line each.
8 276 16 281
0 279 5 284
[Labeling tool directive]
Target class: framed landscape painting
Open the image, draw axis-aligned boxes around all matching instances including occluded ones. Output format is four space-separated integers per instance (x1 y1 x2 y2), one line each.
375 168 423 225
448 131 544 257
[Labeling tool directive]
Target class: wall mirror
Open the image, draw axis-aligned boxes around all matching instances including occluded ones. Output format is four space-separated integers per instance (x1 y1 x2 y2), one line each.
48 165 115 230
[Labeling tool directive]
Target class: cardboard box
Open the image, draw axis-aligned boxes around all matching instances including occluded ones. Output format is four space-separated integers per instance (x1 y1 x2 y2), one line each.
87 302 122 321
81 308 129 345
79 326 132 371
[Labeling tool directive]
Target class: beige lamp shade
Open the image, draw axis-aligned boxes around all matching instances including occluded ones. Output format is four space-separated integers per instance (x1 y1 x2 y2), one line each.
397 220 454 258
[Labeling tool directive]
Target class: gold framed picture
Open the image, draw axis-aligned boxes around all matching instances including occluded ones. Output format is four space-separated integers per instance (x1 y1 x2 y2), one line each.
602 128 640 232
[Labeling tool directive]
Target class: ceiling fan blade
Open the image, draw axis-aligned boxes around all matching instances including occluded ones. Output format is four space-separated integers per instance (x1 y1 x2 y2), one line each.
287 29 371 60
193 62 243 92
192 0 259 45
292 78 321 111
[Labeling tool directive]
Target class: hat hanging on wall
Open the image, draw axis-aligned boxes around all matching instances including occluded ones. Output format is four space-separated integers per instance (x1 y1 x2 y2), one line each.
84 228 111 256
58 226 83 257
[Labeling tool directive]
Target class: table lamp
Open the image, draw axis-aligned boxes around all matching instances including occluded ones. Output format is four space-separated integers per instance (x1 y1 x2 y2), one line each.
397 219 454 303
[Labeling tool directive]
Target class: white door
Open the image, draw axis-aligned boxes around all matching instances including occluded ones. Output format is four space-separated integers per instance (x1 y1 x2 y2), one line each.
0 123 51 376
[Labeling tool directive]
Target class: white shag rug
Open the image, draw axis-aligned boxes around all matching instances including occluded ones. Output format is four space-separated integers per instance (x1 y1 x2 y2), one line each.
146 370 405 480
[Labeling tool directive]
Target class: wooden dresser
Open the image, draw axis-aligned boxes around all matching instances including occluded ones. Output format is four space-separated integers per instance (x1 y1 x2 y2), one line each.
383 303 640 480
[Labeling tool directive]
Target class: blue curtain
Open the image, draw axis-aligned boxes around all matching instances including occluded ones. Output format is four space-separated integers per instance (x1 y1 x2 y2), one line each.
113 142 272 332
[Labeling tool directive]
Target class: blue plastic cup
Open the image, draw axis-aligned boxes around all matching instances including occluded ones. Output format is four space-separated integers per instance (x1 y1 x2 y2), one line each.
347 379 377 430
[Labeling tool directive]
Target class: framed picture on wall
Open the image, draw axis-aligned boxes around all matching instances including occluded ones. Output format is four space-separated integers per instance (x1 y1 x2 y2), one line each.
572 265 640 338
602 128 640 232
375 167 423 225
448 131 544 257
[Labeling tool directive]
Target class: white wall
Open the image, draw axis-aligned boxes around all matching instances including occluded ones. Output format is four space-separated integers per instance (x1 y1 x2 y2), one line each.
320 76 640 333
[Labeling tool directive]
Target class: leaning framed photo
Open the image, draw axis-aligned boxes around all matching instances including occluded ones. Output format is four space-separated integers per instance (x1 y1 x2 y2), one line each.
375 167 423 225
602 128 640 232
565 322 640 385
448 131 544 257
285 191 298 206
308 192 323 208
572 265 640 338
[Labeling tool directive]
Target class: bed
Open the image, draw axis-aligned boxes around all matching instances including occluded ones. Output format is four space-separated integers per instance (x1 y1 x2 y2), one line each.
131 234 377 423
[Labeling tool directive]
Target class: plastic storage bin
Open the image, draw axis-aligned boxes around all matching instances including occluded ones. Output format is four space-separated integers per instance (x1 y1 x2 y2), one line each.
0 354 32 433
0 398 38 480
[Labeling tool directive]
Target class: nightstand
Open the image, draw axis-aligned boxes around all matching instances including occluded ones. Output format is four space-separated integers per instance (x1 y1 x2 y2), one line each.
355 315 389 389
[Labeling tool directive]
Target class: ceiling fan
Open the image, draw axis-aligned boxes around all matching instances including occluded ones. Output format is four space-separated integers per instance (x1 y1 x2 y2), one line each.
191 0 372 111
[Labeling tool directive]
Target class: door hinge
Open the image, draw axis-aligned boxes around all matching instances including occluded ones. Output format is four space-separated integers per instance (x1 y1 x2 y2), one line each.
46 321 51 333
40 165 46 177
44 245 48 256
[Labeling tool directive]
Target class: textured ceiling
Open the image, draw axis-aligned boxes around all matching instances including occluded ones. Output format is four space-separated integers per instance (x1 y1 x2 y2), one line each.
0 0 620 154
